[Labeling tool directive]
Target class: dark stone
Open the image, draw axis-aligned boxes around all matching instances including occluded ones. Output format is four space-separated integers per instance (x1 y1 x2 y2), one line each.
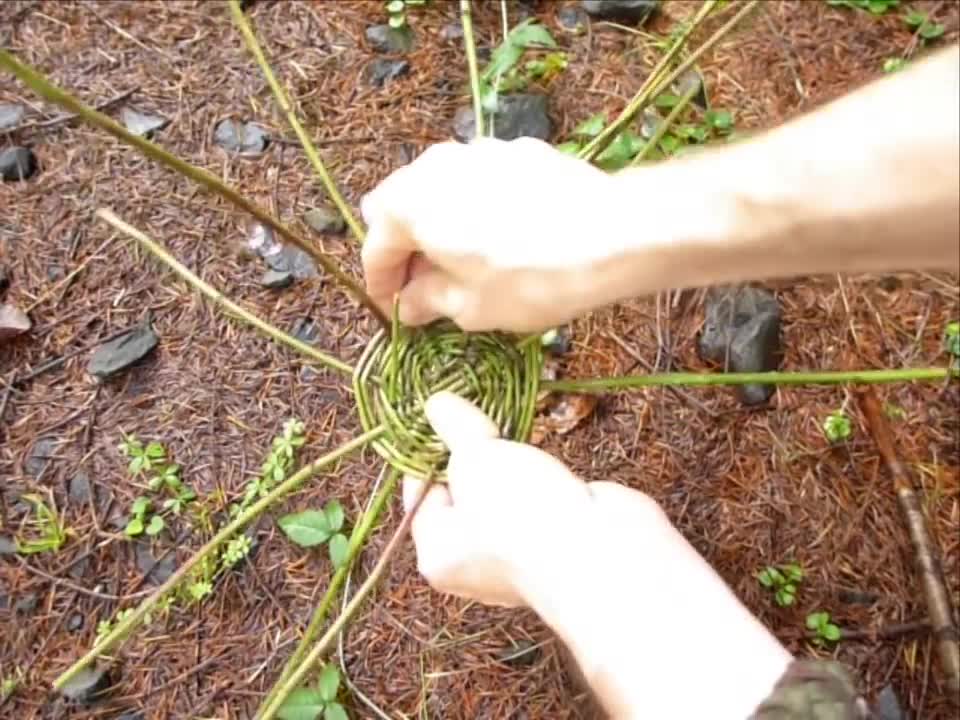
69 471 93 505
698 286 782 406
135 542 177 585
581 0 659 23
260 269 294 289
291 317 321 345
60 665 111 704
673 68 708 111
249 224 317 280
26 437 57 477
15 592 39 614
453 93 552 142
875 684 906 720
87 321 159 378
838 588 879 605
68 555 92 580
0 303 31 341
46 263 64 281
497 639 541 667
365 24 415 53
0 103 25 130
640 107 662 140
214 119 269 155
0 147 37 182
542 326 571 355
0 536 16 554
120 108 169 138
304 206 346 234
557 5 588 31
366 58 411 87
440 22 463 41
67 613 84 632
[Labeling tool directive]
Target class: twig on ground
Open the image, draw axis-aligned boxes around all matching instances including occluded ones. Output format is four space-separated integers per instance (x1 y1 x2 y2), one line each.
0 86 137 135
857 389 960 696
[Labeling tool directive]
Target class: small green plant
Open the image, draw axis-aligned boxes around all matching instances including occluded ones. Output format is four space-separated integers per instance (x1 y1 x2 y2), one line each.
479 19 563 114
883 401 907 420
1 666 23 701
232 419 306 517
944 321 960 363
95 608 135 645
882 56 907 73
806 610 842 645
384 0 426 30
15 492 70 554
120 435 197 536
222 534 253 568
277 664 349 720
119 434 167 476
279 500 350 569
124 496 165 537
826 0 899 14
757 563 804 607
822 409 853 443
904 9 945 40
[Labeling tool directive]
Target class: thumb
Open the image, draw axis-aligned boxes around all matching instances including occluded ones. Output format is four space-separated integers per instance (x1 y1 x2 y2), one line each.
423 391 500 452
398 266 471 327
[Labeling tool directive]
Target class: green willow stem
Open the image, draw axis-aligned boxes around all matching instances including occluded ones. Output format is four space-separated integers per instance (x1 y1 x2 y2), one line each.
543 367 956 393
52 426 385 693
461 0 485 138
257 476 433 720
257 468 400 714
632 79 700 165
578 0 719 161
97 209 354 376
227 0 366 243
0 49 387 329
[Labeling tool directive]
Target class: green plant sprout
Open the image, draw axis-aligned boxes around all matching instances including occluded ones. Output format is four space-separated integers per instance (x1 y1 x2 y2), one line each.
904 9 945 40
806 610 842 645
279 500 351 569
384 0 426 30
277 664 349 720
944 321 960 364
15 492 70 555
119 433 166 476
822 409 853 443
882 57 907 73
1 666 23 702
477 18 562 115
757 563 804 607
2 1 955 716
232 419 306 517
825 0 899 13
124 496 165 537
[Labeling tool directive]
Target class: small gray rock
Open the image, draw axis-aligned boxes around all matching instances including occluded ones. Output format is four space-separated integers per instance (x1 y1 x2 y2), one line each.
581 0 659 23
640 107 663 140
15 592 39 614
87 321 159 378
0 103 25 130
135 542 177 585
68 613 85 632
453 93 552 142
291 317 320 345
69 471 93 505
214 119 269 155
47 263 65 281
440 22 463 41
26 437 57 477
0 147 37 181
698 286 782 406
0 536 17 554
365 23 414 53
120 107 169 138
0 303 31 341
673 68 708 111
541 326 571 355
557 6 588 31
260 269 294 289
249 224 317 280
60 665 111 704
497 639 541 667
304 206 346 235
875 684 906 720
366 58 411 87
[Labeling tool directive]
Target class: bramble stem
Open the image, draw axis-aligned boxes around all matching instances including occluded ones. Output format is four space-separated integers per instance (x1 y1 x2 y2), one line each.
258 468 399 713
632 80 700 165
543 367 956 393
0 49 387 329
227 0 365 243
97 209 355 376
461 0 485 138
257 476 433 720
52 426 385 693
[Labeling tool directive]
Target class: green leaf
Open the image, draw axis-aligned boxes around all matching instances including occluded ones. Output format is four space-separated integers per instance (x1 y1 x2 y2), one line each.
555 140 582 155
659 134 681 154
386 0 405 12
318 664 340 703
903 10 926 26
783 564 804 583
920 21 944 39
324 703 349 720
329 533 349 569
145 442 166 459
823 623 842 642
945 321 960 357
806 612 824 630
571 113 606 138
388 13 406 29
823 411 852 443
129 456 145 476
596 130 644 171
277 686 326 720
654 93 680 108
882 57 907 73
145 515 165 536
757 569 774 587
705 109 734 131
125 517 144 536
508 19 557 49
278 510 332 547
324 500 345 532
131 496 151 517
148 475 164 491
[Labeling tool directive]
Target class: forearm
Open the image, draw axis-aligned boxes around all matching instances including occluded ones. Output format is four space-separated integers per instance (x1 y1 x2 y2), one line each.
594 43 959 304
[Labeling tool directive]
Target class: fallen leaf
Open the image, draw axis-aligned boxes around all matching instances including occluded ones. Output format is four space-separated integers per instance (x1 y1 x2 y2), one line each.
530 393 597 444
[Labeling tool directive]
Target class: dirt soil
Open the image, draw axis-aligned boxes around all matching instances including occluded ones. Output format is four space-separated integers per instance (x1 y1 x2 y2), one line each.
2 1 958 718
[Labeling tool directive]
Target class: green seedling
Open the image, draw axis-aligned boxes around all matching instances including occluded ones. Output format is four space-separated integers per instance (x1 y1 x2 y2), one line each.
119 433 166 476
125 496 165 537
479 19 561 114
826 0 899 14
904 9 945 40
279 500 350 569
222 534 253 568
1 666 23 701
277 664 349 720
757 563 804 607
806 610 842 645
944 321 960 364
822 409 853 443
882 57 907 73
15 492 70 555
384 0 426 30
95 608 134 645
232 419 306 517
883 401 907 420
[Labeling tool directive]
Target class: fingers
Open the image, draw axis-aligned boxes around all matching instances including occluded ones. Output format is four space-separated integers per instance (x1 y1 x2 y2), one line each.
397 266 471 326
423 391 500 452
360 211 416 315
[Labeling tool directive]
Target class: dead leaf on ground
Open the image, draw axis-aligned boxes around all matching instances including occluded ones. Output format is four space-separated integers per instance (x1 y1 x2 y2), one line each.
530 393 598 445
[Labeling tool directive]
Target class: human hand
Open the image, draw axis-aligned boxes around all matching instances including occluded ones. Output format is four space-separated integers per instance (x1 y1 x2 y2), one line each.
360 137 625 333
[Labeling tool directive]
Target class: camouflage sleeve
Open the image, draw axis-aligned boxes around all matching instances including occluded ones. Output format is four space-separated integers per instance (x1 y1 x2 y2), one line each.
749 660 872 720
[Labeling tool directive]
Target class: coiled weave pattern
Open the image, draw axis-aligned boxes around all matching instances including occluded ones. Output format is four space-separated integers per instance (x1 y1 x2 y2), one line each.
353 321 542 480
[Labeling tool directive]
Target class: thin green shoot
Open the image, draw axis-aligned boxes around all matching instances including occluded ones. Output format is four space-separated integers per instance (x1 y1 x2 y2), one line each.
806 610 842 645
